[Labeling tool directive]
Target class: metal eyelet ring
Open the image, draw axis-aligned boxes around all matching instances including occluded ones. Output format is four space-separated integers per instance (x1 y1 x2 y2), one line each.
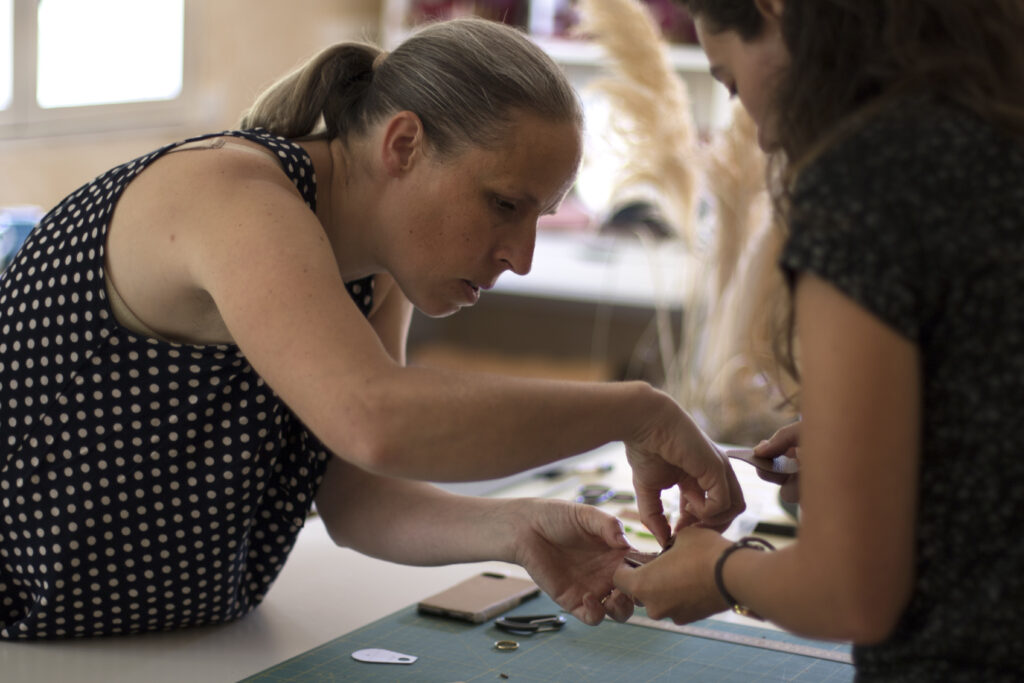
494 640 519 651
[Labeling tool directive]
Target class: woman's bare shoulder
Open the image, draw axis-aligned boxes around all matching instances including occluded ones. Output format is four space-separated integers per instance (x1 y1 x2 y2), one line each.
131 137 306 211
105 137 324 345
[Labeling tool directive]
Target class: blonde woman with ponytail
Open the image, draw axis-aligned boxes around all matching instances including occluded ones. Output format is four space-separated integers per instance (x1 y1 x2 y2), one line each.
0 18 743 640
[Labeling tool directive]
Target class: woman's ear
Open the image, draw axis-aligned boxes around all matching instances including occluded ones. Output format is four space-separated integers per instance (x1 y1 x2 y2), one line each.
753 0 784 21
380 110 426 177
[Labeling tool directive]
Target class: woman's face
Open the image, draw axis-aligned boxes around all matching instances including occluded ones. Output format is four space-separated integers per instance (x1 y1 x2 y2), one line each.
695 8 790 150
386 111 581 318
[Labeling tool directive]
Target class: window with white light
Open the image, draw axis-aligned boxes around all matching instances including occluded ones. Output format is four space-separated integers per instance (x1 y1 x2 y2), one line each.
1 0 12 112
37 0 183 108
1 0 188 137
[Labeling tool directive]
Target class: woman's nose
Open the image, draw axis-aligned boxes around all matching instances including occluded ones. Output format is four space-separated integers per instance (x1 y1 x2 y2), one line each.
497 221 536 276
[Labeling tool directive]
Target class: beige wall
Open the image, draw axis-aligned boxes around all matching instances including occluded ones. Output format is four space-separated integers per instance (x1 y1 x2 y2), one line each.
0 0 382 209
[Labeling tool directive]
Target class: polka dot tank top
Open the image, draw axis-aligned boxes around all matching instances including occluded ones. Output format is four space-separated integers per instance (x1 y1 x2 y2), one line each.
0 129 374 639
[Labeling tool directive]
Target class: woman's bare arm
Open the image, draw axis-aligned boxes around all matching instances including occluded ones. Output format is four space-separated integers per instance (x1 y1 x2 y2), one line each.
109 149 739 528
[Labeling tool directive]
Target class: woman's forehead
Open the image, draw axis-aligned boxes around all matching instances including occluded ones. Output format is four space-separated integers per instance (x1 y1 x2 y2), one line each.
445 118 580 201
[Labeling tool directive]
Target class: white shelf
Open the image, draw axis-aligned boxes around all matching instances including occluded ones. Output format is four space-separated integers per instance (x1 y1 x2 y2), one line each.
536 34 729 130
492 231 693 308
532 36 709 72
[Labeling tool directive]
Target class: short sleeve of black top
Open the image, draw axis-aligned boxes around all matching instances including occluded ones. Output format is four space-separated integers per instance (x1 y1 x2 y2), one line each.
0 129 374 639
781 99 1024 681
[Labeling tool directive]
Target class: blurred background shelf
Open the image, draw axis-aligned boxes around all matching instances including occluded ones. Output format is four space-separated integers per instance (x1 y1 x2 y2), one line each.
407 232 690 385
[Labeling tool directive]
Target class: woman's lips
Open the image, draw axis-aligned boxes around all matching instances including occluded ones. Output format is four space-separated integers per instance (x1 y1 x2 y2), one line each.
461 279 480 304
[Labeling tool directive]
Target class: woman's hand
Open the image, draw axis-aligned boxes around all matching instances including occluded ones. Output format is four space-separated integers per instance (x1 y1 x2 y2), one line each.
625 396 745 546
507 498 636 625
753 421 801 503
612 526 733 624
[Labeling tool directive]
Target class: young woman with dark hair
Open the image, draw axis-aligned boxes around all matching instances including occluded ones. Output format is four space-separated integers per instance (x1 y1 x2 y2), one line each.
613 2 1024 679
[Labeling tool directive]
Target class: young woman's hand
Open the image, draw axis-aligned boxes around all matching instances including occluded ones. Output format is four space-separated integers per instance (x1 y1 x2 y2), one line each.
753 421 801 503
611 526 733 624
625 397 745 546
507 498 636 625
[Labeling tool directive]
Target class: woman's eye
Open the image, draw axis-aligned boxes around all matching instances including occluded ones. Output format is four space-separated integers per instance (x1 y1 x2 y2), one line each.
495 197 517 212
727 84 738 98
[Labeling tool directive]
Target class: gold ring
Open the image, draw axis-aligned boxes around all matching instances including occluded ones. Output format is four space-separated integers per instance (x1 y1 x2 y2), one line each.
494 640 519 651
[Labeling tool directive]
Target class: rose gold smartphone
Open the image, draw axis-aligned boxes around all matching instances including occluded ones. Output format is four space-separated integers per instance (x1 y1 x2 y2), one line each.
417 573 540 624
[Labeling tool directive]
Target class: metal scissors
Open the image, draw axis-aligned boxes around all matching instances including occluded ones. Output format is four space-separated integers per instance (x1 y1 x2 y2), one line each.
623 534 676 568
495 614 567 635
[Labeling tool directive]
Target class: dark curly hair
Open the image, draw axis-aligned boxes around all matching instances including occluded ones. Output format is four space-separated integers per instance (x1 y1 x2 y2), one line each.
678 0 765 40
678 0 1024 386
680 0 1024 174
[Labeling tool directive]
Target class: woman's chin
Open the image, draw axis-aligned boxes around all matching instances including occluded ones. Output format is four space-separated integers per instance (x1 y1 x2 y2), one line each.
416 300 463 319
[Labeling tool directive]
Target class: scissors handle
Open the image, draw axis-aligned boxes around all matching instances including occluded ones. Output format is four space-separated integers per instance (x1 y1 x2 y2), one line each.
495 614 566 634
623 533 676 568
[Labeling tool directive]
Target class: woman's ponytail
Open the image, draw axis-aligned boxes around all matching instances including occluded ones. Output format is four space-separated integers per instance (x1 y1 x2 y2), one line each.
240 43 380 138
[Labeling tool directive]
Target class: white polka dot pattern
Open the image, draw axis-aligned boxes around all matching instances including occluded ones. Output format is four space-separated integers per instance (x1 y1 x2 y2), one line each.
0 129 374 639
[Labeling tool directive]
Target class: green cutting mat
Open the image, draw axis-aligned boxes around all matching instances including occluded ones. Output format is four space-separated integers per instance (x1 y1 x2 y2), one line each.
242 593 853 682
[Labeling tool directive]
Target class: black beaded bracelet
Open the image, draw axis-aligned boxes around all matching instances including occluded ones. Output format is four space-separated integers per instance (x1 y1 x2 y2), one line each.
714 536 775 619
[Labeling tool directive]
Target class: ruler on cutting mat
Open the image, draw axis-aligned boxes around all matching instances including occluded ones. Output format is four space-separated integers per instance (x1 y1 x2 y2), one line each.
627 615 853 664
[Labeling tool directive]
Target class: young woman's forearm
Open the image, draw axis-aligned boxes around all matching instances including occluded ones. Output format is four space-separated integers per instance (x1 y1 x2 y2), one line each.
722 536 913 643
